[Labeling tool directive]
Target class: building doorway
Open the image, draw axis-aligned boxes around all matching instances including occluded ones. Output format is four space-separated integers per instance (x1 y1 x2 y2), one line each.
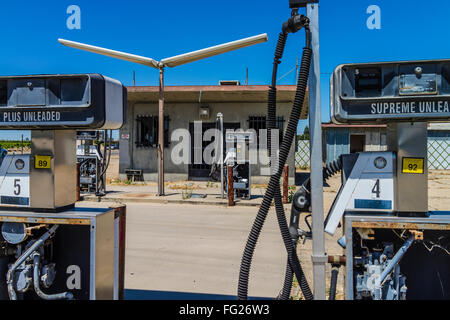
188 122 240 180
350 134 366 153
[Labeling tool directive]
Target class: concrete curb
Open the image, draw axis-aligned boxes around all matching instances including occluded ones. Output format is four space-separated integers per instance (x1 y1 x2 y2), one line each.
81 195 264 207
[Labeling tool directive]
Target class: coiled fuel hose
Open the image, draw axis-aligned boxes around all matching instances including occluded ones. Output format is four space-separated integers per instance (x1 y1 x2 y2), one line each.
328 265 340 300
268 31 310 301
279 157 343 299
237 23 313 300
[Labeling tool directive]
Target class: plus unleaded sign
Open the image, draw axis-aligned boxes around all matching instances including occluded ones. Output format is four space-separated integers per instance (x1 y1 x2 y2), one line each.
0 74 125 130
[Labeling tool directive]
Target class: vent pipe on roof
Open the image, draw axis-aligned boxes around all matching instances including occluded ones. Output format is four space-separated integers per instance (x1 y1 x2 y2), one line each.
219 80 241 86
246 68 248 86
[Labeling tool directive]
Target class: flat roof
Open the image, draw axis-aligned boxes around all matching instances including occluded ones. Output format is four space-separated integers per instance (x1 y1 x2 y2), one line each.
127 85 301 104
322 123 387 128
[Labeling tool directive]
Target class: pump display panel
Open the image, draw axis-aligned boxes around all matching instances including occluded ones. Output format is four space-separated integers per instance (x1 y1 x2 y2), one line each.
331 60 450 124
0 74 126 129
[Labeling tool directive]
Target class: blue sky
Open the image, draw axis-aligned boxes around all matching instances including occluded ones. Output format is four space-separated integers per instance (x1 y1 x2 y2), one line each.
1 0 450 139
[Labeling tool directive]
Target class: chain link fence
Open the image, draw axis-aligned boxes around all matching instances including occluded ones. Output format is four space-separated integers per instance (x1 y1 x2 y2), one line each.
297 137 450 170
428 138 450 169
295 140 310 169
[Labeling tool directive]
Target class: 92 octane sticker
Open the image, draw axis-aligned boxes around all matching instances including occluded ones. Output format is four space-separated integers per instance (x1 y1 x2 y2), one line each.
402 158 424 174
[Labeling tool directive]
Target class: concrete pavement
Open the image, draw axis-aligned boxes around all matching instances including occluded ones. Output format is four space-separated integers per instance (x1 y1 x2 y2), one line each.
124 202 288 298
80 201 288 298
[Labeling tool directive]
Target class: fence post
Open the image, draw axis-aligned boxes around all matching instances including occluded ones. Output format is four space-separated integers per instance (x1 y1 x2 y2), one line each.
283 165 289 204
227 166 234 206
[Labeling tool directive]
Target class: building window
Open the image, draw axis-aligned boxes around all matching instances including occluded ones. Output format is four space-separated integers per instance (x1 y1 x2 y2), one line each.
135 115 170 148
248 116 285 146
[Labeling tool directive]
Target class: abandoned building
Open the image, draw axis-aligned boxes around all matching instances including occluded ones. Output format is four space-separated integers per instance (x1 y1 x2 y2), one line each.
119 84 304 183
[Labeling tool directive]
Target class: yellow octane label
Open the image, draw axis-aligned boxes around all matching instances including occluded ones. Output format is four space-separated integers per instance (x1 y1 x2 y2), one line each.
402 158 424 174
35 155 51 169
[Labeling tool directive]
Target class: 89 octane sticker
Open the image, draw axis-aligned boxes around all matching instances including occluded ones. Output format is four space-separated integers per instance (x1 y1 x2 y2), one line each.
35 155 51 169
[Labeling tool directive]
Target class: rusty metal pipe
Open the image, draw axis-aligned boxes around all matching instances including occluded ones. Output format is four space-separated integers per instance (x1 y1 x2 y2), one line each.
282 165 289 204
228 166 234 206
328 255 346 265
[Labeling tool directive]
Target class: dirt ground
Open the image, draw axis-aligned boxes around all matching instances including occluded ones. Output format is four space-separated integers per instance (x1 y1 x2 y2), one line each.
106 150 120 181
105 153 450 299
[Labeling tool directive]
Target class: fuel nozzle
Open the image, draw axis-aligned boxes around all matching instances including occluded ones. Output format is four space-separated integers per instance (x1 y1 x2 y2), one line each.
282 12 309 34
289 186 312 243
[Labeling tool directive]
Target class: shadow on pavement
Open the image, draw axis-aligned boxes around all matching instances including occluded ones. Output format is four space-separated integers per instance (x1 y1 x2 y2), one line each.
124 289 271 300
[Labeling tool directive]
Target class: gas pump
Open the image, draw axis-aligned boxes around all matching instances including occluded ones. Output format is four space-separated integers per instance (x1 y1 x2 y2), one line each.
325 60 450 300
238 0 449 301
223 130 253 200
209 115 253 200
76 130 109 196
0 74 126 300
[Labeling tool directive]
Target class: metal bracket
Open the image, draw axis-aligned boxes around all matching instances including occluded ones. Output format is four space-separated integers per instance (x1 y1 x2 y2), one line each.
356 228 375 240
410 230 424 241
311 253 328 264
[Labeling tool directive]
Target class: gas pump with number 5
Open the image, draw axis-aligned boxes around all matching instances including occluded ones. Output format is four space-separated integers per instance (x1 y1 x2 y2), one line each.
0 74 127 300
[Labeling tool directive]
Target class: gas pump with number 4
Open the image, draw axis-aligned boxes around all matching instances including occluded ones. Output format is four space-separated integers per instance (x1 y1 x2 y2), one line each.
325 60 450 300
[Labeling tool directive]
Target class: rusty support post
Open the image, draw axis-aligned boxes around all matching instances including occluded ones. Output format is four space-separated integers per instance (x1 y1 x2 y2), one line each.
158 68 165 196
110 205 127 300
76 162 80 201
227 166 234 206
283 164 289 204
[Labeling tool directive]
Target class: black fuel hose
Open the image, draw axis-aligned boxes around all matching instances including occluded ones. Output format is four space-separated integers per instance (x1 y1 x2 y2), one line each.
302 157 343 192
279 258 295 300
274 186 311 300
268 32 290 301
323 158 343 182
237 26 313 300
328 265 340 300
279 157 344 298
267 32 287 144
267 32 310 301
